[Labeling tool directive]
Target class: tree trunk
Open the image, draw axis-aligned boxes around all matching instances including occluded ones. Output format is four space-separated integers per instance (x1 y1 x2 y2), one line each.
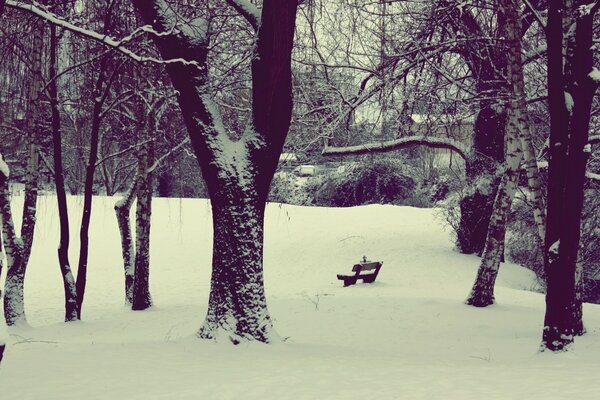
466 0 526 306
49 24 79 322
76 65 106 319
131 133 153 311
0 168 26 326
197 188 273 343
115 178 137 305
542 1 597 351
519 132 546 241
457 83 506 256
3 19 43 325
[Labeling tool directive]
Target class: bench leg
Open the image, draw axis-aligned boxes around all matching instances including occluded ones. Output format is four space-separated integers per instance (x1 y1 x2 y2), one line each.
344 277 357 287
362 275 376 284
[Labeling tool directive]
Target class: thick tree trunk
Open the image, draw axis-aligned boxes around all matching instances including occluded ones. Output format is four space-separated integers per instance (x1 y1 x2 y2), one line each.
76 66 105 319
197 188 273 343
542 1 597 351
132 134 153 311
115 179 137 305
49 24 79 322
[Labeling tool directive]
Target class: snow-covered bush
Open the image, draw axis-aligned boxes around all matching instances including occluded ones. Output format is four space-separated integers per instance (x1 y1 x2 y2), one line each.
307 159 416 207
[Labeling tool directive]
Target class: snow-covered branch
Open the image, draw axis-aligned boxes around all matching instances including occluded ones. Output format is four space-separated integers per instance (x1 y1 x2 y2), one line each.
586 171 600 181
523 0 546 29
0 153 10 179
225 0 261 31
5 1 202 69
589 135 600 144
321 136 469 160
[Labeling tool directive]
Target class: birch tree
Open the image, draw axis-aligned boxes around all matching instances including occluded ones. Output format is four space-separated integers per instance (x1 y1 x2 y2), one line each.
466 0 528 306
1 18 42 326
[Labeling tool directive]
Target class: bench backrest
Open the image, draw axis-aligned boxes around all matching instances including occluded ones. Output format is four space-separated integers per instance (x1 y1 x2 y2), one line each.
352 261 382 273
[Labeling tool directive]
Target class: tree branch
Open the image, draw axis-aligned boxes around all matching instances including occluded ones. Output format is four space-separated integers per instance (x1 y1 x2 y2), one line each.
225 0 261 31
147 137 190 173
322 135 469 160
5 1 202 69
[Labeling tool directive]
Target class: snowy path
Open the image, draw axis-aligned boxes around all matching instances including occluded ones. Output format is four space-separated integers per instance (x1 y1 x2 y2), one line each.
0 197 599 399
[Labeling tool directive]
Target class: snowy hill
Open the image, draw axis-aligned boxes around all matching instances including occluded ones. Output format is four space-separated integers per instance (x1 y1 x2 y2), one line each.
0 196 599 399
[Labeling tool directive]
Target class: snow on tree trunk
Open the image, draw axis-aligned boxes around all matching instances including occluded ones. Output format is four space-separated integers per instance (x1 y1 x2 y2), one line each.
542 0 598 351
466 0 526 307
49 24 78 322
132 128 154 311
0 161 26 326
197 187 273 343
115 179 137 305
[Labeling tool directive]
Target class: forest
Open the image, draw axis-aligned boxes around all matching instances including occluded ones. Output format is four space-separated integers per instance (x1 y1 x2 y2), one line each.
0 0 599 399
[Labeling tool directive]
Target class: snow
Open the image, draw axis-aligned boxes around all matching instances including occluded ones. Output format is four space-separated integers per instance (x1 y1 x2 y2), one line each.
0 153 10 178
549 240 560 255
564 92 574 113
229 0 261 25
0 195 599 399
590 68 600 82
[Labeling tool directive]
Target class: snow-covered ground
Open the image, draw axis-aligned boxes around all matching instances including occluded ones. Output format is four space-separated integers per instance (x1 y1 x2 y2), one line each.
0 196 599 399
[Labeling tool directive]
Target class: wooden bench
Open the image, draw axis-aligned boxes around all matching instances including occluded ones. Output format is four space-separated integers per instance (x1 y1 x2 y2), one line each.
337 259 383 287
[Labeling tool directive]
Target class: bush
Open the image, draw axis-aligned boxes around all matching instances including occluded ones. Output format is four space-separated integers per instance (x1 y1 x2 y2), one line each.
268 172 310 205
308 159 416 207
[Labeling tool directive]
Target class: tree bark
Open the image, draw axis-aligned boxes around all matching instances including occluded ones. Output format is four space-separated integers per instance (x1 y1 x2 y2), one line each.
197 189 272 343
49 24 79 322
